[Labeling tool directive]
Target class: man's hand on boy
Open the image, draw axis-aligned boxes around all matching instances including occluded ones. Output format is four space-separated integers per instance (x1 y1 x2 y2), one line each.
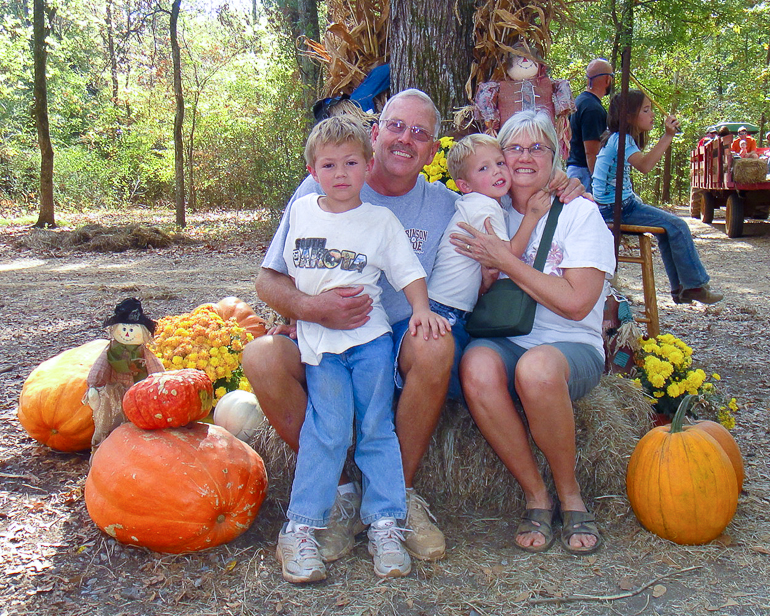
409 309 450 341
302 286 373 330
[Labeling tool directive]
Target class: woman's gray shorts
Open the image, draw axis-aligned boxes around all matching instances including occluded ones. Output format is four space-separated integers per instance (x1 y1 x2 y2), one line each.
464 338 604 401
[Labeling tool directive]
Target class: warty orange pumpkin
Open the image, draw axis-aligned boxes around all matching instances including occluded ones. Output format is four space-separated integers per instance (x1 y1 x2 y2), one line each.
626 395 738 545
122 369 213 429
200 296 267 338
85 422 268 553
17 340 108 451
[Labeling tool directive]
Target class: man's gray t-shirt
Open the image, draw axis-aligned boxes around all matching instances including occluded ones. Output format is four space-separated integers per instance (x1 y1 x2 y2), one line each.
261 174 459 324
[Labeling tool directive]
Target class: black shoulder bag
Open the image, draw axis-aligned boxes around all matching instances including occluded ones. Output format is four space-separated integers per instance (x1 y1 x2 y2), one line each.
464 198 563 338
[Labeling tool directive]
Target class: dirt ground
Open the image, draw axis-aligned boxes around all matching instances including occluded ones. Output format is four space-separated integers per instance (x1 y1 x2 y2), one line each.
1 206 769 616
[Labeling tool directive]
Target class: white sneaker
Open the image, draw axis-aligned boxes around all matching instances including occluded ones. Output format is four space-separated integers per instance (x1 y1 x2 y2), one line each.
316 487 366 562
367 517 411 578
404 490 446 561
276 522 326 583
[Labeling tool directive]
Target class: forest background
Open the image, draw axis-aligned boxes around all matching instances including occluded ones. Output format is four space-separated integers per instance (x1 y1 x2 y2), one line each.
1 0 769 227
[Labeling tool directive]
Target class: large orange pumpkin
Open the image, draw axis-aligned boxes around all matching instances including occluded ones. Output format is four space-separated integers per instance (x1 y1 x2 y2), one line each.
627 396 738 545
199 296 267 338
17 340 107 451
85 422 268 553
122 369 213 429
689 419 744 492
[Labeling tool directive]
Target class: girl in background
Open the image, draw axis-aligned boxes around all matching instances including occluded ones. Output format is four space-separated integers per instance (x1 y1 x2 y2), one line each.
592 90 723 305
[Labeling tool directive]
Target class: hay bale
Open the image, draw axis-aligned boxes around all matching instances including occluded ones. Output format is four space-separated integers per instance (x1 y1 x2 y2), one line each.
733 158 769 184
249 375 654 514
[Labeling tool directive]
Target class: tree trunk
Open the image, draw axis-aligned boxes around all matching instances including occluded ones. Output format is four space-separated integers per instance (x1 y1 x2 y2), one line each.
661 148 672 202
390 0 474 121
170 0 185 227
297 0 320 97
106 0 119 104
187 92 198 213
32 0 55 229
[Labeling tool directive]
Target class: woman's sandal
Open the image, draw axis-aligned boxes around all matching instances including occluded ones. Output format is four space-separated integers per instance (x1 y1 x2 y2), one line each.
514 507 558 553
560 510 603 555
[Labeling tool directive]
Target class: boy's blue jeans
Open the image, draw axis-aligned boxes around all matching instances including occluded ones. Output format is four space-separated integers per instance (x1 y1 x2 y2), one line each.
287 333 406 527
598 195 710 292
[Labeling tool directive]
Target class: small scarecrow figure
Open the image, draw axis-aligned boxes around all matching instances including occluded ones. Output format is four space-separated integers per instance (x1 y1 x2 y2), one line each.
472 43 575 159
85 298 165 452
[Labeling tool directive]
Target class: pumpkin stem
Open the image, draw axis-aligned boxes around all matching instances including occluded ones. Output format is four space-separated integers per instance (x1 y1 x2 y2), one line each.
671 394 701 433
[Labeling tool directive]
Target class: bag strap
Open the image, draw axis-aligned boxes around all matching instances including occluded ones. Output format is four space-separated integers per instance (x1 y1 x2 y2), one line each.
532 197 563 272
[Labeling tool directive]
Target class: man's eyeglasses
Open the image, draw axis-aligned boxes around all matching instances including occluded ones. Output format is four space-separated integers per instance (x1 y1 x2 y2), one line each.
503 143 554 158
590 72 615 79
381 119 434 143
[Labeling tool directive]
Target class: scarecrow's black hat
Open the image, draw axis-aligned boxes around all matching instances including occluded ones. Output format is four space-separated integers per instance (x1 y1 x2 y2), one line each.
103 298 156 334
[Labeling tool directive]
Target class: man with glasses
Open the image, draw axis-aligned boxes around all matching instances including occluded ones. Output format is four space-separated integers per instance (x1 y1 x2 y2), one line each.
566 59 615 191
245 89 458 565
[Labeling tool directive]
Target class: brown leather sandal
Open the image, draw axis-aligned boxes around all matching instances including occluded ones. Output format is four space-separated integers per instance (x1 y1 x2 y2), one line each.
560 510 603 555
514 507 557 553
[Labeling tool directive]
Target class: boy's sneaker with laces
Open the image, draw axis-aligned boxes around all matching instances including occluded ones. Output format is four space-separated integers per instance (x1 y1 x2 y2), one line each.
367 517 411 578
276 522 326 583
404 489 446 561
316 486 367 562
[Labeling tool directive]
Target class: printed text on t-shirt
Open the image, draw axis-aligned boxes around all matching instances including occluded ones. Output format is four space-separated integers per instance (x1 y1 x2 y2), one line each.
404 228 427 253
293 238 367 272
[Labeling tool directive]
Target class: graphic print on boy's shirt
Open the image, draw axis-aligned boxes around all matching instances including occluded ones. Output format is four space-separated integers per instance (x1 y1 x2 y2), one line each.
292 238 368 273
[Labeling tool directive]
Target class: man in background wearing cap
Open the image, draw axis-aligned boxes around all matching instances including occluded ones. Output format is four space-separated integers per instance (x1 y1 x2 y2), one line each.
731 126 759 159
566 58 614 191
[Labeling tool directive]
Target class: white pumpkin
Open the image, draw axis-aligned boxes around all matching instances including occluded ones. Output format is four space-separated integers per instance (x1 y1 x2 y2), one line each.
212 390 265 441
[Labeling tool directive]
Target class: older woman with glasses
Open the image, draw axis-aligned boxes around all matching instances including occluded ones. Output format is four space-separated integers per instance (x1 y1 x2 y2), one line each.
451 110 616 555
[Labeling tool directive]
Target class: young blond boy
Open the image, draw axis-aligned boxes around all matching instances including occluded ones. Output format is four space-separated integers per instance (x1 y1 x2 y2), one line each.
428 134 546 344
276 116 449 583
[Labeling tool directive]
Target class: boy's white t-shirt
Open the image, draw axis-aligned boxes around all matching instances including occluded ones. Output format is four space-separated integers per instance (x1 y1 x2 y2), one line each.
502 195 616 357
428 192 509 312
283 193 426 365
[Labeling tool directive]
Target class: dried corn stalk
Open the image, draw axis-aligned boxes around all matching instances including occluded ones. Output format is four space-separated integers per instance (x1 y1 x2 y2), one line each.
464 0 573 101
300 0 390 98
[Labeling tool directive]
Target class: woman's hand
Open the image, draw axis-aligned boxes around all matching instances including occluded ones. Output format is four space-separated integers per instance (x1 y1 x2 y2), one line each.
451 218 515 270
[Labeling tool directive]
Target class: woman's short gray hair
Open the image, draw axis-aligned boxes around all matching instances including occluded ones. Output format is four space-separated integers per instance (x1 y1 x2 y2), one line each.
497 110 562 177
380 89 442 139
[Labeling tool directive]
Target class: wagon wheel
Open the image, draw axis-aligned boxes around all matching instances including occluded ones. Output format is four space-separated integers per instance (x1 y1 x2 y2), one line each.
701 192 715 224
689 187 702 218
725 193 744 238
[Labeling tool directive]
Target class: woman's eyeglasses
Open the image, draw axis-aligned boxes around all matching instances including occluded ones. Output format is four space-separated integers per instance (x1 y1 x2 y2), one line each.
381 119 434 143
503 143 553 158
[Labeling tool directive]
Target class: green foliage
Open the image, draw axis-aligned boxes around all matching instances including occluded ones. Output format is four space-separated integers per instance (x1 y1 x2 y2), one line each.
0 0 310 217
3 0 767 215
550 0 770 205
